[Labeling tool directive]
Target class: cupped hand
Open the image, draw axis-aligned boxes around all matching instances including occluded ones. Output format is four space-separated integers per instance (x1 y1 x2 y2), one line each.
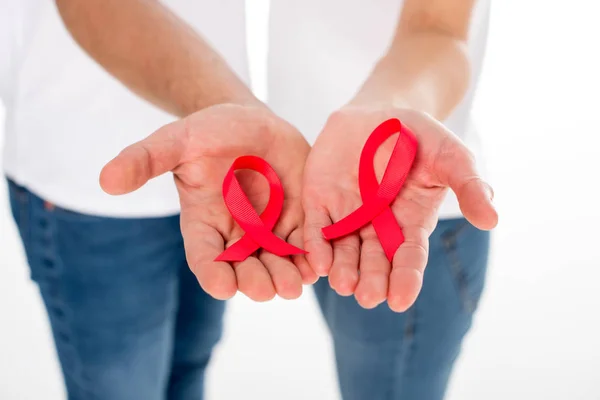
100 104 316 301
303 106 497 312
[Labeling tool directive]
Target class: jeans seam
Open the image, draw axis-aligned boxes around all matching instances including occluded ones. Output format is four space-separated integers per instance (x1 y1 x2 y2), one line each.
390 306 416 400
37 211 95 399
441 221 477 314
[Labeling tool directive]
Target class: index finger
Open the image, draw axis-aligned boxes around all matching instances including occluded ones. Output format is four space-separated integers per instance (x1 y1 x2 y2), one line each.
433 137 498 231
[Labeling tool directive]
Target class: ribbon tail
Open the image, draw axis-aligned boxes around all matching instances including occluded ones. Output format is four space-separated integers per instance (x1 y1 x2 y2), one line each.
215 235 260 262
264 240 307 257
242 223 306 257
321 202 385 240
215 229 305 261
372 208 405 262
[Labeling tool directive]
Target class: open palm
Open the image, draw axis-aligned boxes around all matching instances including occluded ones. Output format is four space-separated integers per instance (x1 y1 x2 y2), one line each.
100 104 315 301
303 107 497 312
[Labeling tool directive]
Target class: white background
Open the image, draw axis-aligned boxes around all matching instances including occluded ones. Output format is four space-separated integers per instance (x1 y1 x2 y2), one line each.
1 1 600 399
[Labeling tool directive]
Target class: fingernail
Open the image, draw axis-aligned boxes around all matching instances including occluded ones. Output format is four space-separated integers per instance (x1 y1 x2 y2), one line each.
484 182 494 201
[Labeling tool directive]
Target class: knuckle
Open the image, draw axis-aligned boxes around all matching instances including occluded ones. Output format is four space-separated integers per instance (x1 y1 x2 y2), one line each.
335 241 360 257
397 241 429 272
361 243 386 262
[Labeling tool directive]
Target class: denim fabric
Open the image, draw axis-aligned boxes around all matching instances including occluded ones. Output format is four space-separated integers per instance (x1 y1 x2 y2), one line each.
8 179 225 400
8 179 489 400
314 218 490 400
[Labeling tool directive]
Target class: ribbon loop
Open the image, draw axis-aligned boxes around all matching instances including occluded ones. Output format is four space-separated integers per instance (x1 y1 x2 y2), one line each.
321 118 418 261
216 155 306 262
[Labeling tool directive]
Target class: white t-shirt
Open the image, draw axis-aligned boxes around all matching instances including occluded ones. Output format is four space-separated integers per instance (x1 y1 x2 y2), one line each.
268 0 491 219
1 0 249 217
1 0 490 219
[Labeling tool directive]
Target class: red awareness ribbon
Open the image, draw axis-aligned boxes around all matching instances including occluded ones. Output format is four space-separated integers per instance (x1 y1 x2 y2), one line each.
215 155 306 262
321 118 418 262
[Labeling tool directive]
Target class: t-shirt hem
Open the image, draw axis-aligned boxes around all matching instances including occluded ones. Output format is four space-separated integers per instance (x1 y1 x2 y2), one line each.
4 170 181 219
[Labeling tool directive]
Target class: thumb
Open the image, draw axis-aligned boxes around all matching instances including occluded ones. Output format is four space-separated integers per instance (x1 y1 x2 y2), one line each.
100 119 188 195
435 139 498 230
394 110 497 230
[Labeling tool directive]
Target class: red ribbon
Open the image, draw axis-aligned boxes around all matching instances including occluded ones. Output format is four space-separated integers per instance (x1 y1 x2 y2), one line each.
215 155 306 262
321 118 418 262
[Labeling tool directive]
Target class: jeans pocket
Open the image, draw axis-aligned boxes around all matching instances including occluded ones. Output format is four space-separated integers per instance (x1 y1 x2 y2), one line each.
439 219 490 314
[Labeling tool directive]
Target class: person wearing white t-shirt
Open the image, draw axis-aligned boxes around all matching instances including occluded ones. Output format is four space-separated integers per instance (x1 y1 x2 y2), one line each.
2 0 497 399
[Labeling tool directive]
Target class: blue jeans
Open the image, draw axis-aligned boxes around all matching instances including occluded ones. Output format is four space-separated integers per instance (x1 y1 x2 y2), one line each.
8 179 489 400
314 217 490 400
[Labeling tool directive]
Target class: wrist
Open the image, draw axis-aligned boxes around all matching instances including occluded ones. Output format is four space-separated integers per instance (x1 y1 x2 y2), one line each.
346 59 410 109
184 84 265 117
346 53 440 117
345 87 412 112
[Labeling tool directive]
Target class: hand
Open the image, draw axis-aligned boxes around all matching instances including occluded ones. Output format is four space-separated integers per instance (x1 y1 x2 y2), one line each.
100 104 316 301
303 106 497 312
